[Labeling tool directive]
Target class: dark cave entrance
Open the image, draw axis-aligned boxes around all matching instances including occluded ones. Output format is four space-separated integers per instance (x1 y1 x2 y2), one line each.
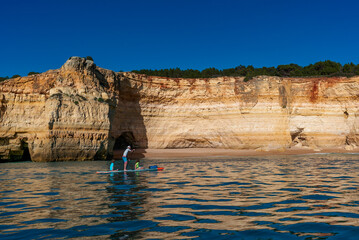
113 132 136 150
21 146 31 161
21 140 31 161
7 139 32 162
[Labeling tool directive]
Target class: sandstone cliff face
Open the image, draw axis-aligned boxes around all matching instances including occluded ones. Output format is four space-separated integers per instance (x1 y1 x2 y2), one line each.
120 74 359 151
0 57 119 161
1 57 359 162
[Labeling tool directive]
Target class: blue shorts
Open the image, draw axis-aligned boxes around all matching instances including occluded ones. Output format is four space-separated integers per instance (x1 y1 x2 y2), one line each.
122 157 127 162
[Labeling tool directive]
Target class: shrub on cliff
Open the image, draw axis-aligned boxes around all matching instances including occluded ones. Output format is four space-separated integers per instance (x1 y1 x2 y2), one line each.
10 75 21 79
342 62 359 76
276 64 302 77
132 60 359 80
201 68 222 78
0 76 9 82
86 56 94 61
28 72 40 76
302 60 342 76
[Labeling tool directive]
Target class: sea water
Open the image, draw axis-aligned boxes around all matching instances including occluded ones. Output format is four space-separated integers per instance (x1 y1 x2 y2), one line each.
1 154 359 239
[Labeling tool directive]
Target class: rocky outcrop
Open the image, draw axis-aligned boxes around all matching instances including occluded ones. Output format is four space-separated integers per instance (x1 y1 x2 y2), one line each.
0 57 119 161
1 57 359 162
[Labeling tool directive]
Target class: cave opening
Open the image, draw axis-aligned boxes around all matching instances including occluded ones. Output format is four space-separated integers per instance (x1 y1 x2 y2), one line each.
21 146 31 161
6 139 32 162
113 132 136 150
21 140 31 162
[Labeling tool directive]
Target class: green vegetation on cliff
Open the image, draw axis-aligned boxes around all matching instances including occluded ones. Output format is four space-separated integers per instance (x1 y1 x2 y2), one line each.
0 72 42 82
132 60 359 81
0 75 23 82
28 72 40 76
0 76 9 82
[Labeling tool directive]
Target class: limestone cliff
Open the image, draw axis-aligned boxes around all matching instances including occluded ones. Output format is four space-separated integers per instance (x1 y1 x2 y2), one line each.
1 57 359 161
120 74 359 151
0 57 119 161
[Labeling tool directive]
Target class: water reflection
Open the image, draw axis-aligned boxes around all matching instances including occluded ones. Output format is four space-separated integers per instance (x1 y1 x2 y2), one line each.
136 155 359 239
1 154 359 239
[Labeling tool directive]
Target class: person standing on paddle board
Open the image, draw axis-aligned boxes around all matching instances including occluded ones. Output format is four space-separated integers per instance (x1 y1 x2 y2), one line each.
122 146 135 171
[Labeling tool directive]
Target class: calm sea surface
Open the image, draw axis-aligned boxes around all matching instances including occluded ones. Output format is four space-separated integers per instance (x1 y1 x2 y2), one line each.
1 154 359 239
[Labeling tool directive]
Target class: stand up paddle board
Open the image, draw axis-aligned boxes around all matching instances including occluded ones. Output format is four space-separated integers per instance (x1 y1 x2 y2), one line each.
96 167 164 174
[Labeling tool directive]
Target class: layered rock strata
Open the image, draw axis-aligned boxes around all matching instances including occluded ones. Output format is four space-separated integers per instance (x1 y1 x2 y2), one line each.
0 57 119 161
1 57 358 161
122 74 359 151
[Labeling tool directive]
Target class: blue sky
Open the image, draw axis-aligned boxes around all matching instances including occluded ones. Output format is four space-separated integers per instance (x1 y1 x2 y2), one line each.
1 0 359 77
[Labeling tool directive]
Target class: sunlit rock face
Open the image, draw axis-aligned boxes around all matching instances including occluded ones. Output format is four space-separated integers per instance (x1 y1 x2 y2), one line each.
121 74 359 151
1 57 359 161
0 57 119 162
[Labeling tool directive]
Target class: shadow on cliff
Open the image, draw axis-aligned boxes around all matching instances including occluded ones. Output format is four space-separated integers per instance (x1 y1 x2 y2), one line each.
0 94 7 119
109 74 148 160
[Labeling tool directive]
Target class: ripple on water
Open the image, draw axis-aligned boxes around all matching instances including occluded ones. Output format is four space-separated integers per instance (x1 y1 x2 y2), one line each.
22 218 67 224
276 206 312 212
155 213 196 221
301 194 338 200
147 225 190 233
33 192 59 196
181 228 299 240
279 188 301 192
296 211 359 218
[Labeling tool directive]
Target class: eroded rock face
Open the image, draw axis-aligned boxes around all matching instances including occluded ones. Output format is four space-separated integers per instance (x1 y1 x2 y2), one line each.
121 74 359 151
1 57 359 161
0 57 119 161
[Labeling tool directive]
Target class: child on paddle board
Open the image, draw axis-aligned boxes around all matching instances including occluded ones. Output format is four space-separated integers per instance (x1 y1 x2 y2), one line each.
110 159 117 171
122 146 135 171
135 159 144 170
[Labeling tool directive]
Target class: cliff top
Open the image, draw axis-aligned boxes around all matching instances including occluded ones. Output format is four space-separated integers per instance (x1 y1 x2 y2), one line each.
0 57 120 95
1 57 359 95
